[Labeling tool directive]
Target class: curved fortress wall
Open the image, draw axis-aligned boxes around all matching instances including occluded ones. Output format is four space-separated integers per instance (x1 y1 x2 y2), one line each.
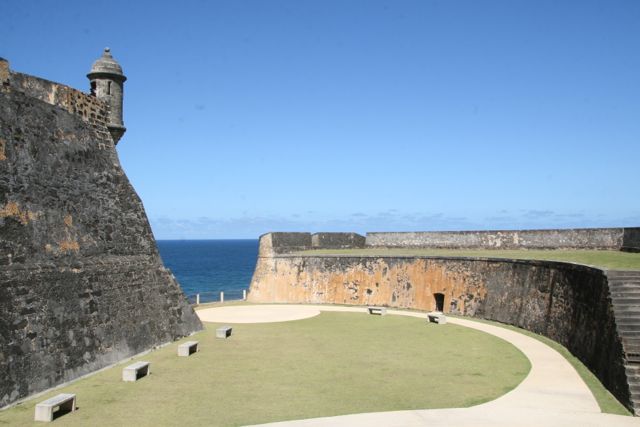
367 228 640 251
0 59 202 407
249 232 629 411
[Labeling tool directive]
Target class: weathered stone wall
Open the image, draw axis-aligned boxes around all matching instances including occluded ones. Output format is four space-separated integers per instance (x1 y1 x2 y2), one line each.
257 232 366 256
0 70 201 407
366 227 640 250
311 232 366 250
624 229 640 252
9 72 111 141
258 232 312 257
0 59 9 86
249 233 629 411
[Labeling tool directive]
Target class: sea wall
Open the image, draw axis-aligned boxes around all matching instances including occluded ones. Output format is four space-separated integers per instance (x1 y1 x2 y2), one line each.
366 228 640 251
249 232 629 411
0 64 202 407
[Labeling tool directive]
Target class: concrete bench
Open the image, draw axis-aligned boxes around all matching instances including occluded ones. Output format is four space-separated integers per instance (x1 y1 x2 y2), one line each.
122 361 151 382
367 306 387 315
216 326 232 339
427 312 447 324
34 393 76 422
178 340 199 357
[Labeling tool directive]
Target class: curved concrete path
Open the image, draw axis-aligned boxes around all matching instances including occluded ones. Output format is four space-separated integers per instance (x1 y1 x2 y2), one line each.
198 305 321 323
197 305 640 427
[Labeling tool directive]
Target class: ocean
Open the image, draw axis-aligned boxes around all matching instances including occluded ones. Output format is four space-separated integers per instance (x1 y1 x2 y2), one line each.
157 239 259 303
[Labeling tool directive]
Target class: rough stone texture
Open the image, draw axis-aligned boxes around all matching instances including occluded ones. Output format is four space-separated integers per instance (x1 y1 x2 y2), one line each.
257 232 312 257
87 48 126 144
624 229 640 252
0 59 9 86
249 233 630 413
0 66 201 407
366 228 640 250
257 232 366 256
311 232 366 250
9 72 111 141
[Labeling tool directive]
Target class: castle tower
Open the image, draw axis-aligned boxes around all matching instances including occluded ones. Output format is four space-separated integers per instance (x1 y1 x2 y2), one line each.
87 48 126 144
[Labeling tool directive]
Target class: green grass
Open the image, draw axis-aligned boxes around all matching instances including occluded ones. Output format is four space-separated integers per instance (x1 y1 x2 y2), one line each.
450 315 632 416
295 249 640 270
0 312 529 427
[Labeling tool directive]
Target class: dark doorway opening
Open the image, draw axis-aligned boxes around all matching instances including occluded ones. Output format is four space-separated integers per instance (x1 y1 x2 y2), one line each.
434 293 445 312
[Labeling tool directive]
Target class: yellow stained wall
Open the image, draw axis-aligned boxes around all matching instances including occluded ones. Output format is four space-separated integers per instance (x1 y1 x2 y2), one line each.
249 256 488 315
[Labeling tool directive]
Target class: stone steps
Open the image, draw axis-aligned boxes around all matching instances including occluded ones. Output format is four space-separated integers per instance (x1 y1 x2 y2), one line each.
619 324 640 331
607 271 640 278
622 333 640 340
621 341 640 353
616 315 640 326
611 291 640 299
610 280 640 286
610 281 640 287
612 306 640 314
612 298 640 305
610 286 640 292
608 270 640 414
625 364 640 377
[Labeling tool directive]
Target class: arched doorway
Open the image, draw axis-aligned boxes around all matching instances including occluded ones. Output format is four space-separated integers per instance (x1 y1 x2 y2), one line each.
433 293 445 312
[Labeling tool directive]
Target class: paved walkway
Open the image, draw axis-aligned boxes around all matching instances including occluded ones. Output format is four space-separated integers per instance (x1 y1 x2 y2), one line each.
197 305 640 427
198 305 321 323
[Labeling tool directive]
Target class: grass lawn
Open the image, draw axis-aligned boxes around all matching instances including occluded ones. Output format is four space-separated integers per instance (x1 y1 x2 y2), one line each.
0 312 529 427
295 249 640 270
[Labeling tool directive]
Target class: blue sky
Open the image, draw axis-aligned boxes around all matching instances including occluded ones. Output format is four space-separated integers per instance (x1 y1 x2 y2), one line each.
2 1 639 239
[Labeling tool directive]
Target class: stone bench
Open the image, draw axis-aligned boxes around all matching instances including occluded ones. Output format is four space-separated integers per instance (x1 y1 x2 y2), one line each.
216 326 232 339
34 393 76 422
122 361 151 382
367 306 387 315
178 340 199 357
427 312 447 324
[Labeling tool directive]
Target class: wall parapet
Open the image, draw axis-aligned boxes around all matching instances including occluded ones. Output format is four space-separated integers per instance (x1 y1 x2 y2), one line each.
366 227 640 251
257 227 640 257
5 67 112 142
258 232 366 257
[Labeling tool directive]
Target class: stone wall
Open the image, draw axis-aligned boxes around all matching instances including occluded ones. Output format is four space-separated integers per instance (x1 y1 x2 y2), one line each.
257 232 366 256
624 229 640 252
249 232 630 412
0 59 9 86
0 69 201 407
311 232 366 250
366 227 640 251
258 232 312 257
9 71 111 141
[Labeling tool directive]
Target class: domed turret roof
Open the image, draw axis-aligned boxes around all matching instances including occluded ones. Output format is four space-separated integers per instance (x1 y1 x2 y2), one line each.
88 48 126 80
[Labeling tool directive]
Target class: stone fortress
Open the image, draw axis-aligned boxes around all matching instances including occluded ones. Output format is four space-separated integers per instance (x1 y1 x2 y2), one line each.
3 47 640 421
249 228 640 414
0 50 201 408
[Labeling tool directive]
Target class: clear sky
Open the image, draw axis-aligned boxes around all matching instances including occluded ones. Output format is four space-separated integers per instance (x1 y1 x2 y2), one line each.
2 1 639 239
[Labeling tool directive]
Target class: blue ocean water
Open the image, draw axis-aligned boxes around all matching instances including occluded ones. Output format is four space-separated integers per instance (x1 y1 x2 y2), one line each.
157 240 259 303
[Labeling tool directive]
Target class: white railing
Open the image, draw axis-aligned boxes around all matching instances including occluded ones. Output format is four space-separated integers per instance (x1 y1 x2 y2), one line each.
186 289 248 305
